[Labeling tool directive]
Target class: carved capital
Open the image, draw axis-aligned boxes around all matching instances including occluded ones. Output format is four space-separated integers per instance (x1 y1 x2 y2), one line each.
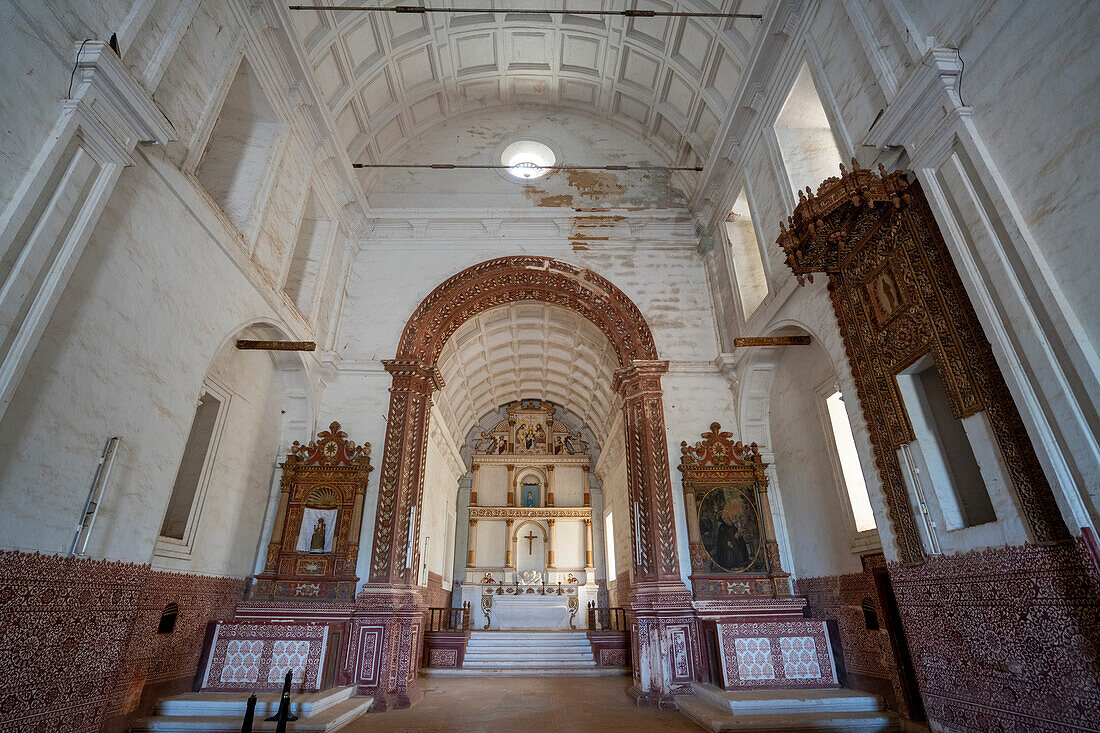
612 360 669 400
382 359 444 393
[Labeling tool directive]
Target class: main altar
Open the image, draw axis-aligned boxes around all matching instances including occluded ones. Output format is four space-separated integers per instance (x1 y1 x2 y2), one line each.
454 400 600 627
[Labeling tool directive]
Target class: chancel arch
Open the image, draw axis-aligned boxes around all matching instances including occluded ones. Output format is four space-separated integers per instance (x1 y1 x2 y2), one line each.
359 256 691 709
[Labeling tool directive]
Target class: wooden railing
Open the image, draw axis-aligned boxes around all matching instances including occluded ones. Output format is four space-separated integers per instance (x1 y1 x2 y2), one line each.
587 602 627 631
425 602 471 632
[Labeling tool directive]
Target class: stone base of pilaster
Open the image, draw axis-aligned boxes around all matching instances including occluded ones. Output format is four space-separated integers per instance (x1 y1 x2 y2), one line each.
347 584 427 711
627 581 697 709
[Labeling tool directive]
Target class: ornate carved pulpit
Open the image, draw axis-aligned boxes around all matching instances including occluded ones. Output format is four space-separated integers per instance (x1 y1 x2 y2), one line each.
678 423 790 599
252 422 372 601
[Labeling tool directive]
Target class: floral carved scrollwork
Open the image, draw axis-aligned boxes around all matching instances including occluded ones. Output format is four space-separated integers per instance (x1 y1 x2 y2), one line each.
777 162 1069 563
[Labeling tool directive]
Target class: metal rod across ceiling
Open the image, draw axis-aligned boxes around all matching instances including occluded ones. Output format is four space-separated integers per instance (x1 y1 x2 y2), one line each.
288 5 763 19
351 163 704 171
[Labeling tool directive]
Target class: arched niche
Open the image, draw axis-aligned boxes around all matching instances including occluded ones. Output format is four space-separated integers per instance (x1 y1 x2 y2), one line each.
512 519 548 575
514 467 547 507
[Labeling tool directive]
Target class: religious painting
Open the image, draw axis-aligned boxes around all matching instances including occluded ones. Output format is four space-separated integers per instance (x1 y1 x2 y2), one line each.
866 262 908 327
521 481 540 507
515 418 547 453
296 507 337 553
695 485 766 573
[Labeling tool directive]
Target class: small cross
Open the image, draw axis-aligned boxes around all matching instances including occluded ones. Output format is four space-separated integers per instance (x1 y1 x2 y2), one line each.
524 531 538 555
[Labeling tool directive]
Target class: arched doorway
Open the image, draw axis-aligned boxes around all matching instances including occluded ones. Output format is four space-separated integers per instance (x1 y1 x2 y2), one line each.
354 256 694 710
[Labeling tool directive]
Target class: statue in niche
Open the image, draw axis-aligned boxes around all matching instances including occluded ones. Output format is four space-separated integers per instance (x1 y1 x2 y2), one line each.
534 423 546 449
522 481 540 507
310 517 327 552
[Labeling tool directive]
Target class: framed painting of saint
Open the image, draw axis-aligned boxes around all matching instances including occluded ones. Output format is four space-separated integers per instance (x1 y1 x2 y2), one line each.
695 485 765 573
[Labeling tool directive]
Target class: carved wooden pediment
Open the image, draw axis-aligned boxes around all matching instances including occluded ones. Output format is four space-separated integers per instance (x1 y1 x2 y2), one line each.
286 421 371 468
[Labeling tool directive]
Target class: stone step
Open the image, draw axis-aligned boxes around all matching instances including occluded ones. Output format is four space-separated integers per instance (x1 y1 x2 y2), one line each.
692 683 886 715
464 658 595 665
464 650 594 658
133 695 372 733
155 686 355 718
676 692 901 733
422 666 629 677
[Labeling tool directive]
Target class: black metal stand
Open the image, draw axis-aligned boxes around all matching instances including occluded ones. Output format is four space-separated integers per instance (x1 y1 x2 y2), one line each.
265 671 299 733
241 693 256 733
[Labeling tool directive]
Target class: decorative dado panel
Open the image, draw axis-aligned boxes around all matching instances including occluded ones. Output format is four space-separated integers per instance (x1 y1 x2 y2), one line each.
777 163 1069 563
795 568 910 716
889 539 1100 732
0 551 244 733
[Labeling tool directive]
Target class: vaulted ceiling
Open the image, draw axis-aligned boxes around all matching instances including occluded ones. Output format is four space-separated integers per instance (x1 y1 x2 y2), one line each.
434 302 620 448
288 1 765 189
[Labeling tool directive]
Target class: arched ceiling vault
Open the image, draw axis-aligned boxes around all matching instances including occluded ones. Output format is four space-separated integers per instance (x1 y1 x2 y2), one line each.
434 302 621 449
289 0 766 191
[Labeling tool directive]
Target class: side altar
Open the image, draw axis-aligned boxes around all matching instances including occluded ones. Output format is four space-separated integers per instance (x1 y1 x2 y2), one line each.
679 423 839 691
199 422 373 693
453 400 600 624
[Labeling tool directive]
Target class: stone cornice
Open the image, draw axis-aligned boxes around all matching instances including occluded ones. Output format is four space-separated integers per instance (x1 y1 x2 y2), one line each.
472 454 590 468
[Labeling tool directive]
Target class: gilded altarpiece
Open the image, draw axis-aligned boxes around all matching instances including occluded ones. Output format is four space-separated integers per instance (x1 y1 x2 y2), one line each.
252 422 373 601
777 163 1068 563
679 424 790 599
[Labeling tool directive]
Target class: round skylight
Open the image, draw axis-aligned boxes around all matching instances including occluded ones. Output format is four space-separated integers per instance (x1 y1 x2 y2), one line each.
500 140 556 180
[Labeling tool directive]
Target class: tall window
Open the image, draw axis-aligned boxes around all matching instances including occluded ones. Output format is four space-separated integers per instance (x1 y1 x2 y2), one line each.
725 188 769 318
195 57 281 233
825 390 876 531
604 511 616 579
896 356 996 529
158 381 231 553
774 64 843 197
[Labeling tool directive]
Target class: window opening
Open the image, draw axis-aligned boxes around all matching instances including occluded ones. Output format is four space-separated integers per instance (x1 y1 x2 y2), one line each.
774 64 843 197
825 390 876 531
725 188 769 318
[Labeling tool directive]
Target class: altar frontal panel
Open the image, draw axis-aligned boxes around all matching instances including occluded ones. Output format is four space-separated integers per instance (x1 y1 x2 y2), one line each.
716 620 837 689
200 622 329 692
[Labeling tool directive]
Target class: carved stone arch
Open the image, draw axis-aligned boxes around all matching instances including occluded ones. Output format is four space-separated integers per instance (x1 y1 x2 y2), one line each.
359 256 688 710
512 518 548 543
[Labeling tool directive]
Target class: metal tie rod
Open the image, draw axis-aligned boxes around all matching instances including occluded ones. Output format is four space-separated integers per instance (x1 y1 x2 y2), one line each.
289 5 763 19
352 163 703 171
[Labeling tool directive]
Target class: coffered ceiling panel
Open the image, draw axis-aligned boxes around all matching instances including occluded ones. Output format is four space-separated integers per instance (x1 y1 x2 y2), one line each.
289 0 767 192
435 302 620 448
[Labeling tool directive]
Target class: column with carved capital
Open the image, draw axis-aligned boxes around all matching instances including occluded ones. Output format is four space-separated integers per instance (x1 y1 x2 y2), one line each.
584 518 594 569
582 465 591 506
505 518 514 569
354 359 442 711
613 360 695 709
546 464 555 506
506 464 516 506
547 519 556 568
466 519 478 568
470 463 479 505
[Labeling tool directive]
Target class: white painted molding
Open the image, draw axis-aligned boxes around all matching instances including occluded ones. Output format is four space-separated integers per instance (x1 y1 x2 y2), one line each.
0 41 175 420
866 47 1100 532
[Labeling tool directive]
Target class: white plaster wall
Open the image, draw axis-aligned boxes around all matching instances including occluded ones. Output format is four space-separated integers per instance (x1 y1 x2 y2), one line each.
0 1 361 577
552 466 584 506
421 438 460 582
0 159 296 568
767 340 863 578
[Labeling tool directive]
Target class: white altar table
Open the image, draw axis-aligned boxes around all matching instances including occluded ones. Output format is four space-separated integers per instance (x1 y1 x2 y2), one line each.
489 595 573 630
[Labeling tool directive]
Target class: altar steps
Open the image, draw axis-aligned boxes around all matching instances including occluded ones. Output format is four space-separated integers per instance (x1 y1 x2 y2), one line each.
676 682 903 732
131 685 371 732
423 631 629 677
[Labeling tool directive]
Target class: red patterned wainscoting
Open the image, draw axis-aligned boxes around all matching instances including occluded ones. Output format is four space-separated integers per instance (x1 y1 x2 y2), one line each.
0 551 244 733
795 560 910 716
422 572 452 610
889 538 1100 732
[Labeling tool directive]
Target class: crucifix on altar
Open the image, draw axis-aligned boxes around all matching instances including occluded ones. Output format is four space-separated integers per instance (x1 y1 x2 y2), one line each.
524 531 537 555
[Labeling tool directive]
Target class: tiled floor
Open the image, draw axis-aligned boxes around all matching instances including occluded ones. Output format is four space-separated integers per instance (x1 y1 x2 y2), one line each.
346 675 702 732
